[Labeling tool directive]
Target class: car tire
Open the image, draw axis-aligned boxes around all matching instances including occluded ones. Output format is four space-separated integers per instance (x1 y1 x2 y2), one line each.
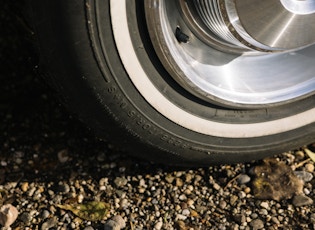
28 0 315 166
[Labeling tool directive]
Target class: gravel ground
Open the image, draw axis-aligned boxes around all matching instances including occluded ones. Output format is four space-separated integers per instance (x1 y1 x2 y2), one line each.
1 1 315 229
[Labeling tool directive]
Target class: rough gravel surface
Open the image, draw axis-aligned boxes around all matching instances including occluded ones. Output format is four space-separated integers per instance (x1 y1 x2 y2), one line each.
1 1 315 229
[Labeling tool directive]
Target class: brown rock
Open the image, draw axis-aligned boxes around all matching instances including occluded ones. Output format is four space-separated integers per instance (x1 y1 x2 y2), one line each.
252 158 303 201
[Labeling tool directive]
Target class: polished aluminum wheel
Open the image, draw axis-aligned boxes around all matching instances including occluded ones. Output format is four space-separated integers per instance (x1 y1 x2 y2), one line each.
145 0 315 108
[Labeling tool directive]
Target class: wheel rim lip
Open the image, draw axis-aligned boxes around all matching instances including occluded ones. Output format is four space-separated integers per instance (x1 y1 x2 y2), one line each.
144 0 315 108
110 0 315 138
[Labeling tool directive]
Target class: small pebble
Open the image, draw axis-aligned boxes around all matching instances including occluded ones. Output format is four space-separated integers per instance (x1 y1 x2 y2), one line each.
27 187 36 197
230 195 238 206
271 216 280 225
176 220 186 230
40 209 50 219
294 171 313 182
176 178 184 187
57 183 70 193
41 217 58 230
165 174 175 184
295 151 305 160
96 152 106 162
154 221 163 230
21 182 29 192
244 187 251 194
190 210 199 217
251 213 258 219
233 214 246 225
194 175 203 184
114 177 128 188
237 174 251 184
112 215 126 228
259 209 268 216
250 219 264 230
77 194 84 203
176 214 187 221
213 183 221 191
305 163 314 173
187 199 194 207
182 209 190 216
15 158 22 164
57 149 69 163
185 174 193 183
184 188 191 195
219 200 227 209
238 191 246 199
304 188 311 195
260 201 269 210
104 220 121 230
180 202 188 210
19 212 32 225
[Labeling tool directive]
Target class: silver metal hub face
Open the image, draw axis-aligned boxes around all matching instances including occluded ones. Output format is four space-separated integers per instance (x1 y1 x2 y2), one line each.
281 0 315 15
145 0 315 108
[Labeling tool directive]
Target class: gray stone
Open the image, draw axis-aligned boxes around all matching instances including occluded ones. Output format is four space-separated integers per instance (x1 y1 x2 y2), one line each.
19 212 32 225
104 215 126 230
233 214 246 225
41 217 58 230
57 149 69 163
237 174 251 184
57 183 70 193
114 177 128 188
40 209 50 219
292 194 313 207
113 215 126 228
294 171 313 182
104 220 121 230
219 200 227 209
251 213 258 219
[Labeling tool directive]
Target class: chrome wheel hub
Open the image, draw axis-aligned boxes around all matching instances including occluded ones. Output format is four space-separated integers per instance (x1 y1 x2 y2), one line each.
145 0 315 108
193 0 315 52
